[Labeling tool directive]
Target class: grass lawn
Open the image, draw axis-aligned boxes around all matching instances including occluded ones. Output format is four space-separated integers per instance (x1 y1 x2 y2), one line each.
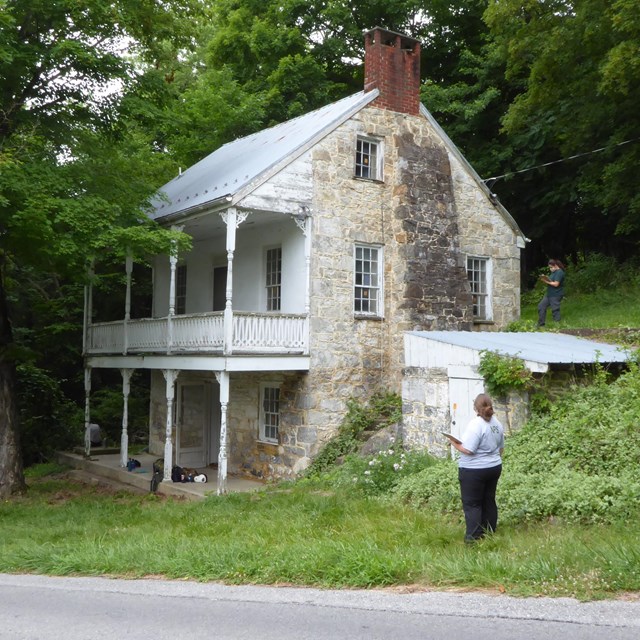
1 467 639 601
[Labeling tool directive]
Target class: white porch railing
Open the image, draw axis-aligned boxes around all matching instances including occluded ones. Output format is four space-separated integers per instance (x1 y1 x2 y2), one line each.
86 312 308 355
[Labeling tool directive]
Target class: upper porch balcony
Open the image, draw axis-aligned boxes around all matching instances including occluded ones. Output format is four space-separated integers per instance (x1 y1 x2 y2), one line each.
85 311 309 356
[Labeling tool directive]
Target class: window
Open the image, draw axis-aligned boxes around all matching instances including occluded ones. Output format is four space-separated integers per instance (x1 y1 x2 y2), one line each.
260 385 280 443
354 245 382 316
466 256 492 320
176 264 187 315
266 247 282 311
355 136 382 180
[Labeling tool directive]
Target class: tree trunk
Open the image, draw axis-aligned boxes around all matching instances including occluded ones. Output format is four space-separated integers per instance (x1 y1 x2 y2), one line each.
0 254 26 498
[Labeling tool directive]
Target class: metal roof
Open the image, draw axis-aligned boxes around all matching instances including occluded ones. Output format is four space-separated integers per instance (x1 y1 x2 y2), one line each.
150 90 378 221
407 331 630 365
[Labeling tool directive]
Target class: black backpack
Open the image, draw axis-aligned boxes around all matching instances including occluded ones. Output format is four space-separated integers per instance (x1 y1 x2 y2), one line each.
171 465 185 482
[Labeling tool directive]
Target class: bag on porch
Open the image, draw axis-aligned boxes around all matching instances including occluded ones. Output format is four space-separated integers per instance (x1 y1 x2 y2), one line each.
171 465 186 482
150 471 162 493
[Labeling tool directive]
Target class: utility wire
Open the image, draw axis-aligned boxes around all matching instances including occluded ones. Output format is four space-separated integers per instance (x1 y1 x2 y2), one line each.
483 137 639 186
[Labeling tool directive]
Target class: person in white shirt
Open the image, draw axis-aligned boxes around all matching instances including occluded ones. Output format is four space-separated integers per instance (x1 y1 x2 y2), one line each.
445 394 504 543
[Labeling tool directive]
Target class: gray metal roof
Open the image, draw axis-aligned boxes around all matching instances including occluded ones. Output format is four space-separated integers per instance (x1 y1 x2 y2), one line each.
407 331 630 365
150 90 378 221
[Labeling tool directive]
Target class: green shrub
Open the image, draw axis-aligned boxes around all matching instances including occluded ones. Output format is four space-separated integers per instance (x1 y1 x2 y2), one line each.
392 363 640 525
17 363 84 465
478 350 533 397
326 447 437 497
306 392 402 476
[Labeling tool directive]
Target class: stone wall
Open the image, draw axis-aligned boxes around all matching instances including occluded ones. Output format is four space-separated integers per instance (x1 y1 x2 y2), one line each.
292 104 515 461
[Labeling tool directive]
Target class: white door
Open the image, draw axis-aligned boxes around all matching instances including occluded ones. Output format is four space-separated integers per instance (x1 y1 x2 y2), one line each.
176 383 207 468
448 366 485 441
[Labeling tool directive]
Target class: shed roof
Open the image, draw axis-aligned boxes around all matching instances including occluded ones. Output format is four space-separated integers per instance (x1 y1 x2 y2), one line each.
407 331 630 367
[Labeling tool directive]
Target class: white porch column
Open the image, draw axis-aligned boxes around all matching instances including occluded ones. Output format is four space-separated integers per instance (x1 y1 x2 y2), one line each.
222 208 237 355
293 207 312 355
123 254 133 355
119 368 133 467
215 371 229 495
83 367 92 458
162 369 180 482
303 213 312 355
168 251 177 354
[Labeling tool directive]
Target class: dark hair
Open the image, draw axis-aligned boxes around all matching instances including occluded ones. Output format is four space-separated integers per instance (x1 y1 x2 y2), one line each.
548 258 566 270
473 393 494 421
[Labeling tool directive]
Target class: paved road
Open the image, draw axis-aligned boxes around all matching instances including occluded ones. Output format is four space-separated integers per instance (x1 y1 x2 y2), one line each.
1 574 639 639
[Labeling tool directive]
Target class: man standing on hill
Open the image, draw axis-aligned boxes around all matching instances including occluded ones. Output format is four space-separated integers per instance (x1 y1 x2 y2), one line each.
538 259 566 326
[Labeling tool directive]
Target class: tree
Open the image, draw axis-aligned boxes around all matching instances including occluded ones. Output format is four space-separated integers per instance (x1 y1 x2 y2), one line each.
0 0 199 498
482 0 640 262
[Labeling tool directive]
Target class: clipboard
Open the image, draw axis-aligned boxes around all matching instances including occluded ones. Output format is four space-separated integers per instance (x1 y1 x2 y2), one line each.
441 431 462 445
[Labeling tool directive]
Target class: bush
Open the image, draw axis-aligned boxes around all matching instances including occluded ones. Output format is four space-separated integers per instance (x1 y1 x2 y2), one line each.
17 363 83 465
306 392 402 476
392 363 640 525
326 447 437 497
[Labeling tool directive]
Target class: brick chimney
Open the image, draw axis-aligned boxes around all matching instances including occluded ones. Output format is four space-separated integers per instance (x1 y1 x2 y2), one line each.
364 27 421 116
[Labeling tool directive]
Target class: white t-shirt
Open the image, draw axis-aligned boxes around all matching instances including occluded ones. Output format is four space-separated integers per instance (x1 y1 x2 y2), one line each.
458 414 504 469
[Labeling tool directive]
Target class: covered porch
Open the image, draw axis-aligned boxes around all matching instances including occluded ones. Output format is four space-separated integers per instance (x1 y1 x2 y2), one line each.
57 450 265 501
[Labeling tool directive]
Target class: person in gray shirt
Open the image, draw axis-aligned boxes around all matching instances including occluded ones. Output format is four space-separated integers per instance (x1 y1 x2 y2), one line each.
445 394 504 543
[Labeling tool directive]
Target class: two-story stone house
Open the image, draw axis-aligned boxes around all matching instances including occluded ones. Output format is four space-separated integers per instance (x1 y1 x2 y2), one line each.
83 28 526 491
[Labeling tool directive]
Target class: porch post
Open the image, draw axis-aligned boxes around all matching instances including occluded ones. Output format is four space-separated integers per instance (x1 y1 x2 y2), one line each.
83 367 92 458
222 208 237 355
162 369 179 482
168 250 177 354
119 368 133 467
303 214 312 355
216 371 229 495
123 253 133 355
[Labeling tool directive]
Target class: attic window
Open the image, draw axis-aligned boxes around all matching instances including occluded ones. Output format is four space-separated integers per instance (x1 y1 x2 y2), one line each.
355 136 383 181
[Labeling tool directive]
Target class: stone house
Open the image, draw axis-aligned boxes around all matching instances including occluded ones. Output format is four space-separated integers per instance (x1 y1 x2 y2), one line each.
83 28 526 490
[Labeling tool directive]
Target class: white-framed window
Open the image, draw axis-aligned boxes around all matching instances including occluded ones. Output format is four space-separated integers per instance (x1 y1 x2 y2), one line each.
355 136 383 181
354 244 382 316
176 264 187 315
466 256 492 320
260 384 280 443
265 247 282 311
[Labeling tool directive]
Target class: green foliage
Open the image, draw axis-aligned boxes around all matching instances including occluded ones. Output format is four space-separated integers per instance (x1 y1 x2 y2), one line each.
89 377 150 445
17 364 83 466
306 392 402 476
478 350 533 397
322 448 437 497
394 363 640 526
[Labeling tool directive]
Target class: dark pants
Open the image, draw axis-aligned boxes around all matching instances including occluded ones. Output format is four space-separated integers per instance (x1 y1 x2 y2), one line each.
538 295 563 325
458 465 502 541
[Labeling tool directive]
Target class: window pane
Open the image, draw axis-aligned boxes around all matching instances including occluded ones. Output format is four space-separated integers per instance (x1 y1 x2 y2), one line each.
262 387 280 441
266 248 282 311
466 257 488 320
355 138 379 180
354 245 381 316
